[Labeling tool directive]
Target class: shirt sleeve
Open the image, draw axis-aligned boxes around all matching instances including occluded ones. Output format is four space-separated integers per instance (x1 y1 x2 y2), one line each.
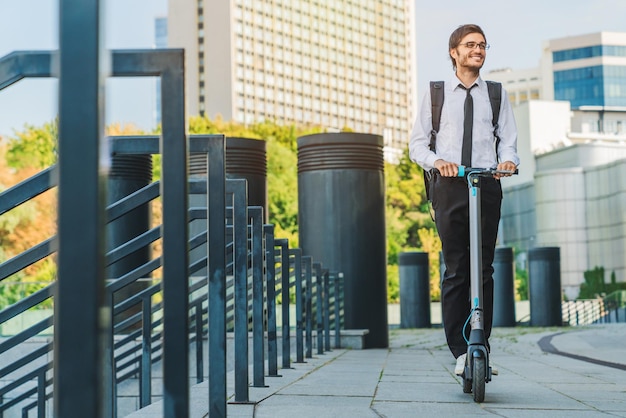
408 90 439 171
496 88 521 166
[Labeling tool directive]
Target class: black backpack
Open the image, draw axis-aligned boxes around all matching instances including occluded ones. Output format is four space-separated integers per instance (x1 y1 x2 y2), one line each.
424 80 502 201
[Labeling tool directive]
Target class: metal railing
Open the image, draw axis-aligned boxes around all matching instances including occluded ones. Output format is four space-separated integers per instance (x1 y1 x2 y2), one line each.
562 291 626 326
562 299 605 326
0 135 344 417
602 290 626 323
1 33 345 416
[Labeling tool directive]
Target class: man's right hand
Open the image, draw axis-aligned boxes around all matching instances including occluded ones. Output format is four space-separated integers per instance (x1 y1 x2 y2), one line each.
433 159 459 177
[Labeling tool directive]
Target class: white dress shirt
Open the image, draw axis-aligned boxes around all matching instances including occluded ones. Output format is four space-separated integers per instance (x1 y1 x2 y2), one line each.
409 75 520 171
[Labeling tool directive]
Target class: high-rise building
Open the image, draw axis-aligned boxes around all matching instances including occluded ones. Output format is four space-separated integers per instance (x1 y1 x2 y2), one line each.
154 16 168 125
167 0 417 160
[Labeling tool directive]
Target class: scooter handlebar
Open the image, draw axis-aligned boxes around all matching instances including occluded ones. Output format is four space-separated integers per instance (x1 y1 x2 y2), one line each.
457 166 518 177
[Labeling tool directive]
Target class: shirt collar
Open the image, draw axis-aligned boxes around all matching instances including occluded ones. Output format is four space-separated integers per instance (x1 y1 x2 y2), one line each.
448 75 485 92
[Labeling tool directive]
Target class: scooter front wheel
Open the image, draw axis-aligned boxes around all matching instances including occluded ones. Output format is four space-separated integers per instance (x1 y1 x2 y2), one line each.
472 356 485 402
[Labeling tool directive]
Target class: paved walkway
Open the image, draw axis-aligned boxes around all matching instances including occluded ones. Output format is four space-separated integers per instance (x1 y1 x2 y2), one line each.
131 323 626 417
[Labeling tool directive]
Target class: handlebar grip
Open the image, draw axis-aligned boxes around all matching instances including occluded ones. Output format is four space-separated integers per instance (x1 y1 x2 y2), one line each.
497 168 519 175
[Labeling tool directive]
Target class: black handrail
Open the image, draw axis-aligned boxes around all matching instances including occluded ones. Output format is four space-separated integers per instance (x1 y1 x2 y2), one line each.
0 134 344 418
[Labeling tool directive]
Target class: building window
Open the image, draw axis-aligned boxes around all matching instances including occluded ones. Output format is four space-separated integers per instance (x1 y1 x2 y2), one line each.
519 91 528 103
554 65 605 108
582 118 599 133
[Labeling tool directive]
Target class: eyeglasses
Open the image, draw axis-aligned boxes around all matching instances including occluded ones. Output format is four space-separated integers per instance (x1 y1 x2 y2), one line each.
460 42 490 50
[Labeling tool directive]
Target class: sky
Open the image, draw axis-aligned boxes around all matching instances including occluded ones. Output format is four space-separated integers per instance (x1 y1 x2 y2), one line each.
1 0 626 137
414 0 626 94
0 0 168 137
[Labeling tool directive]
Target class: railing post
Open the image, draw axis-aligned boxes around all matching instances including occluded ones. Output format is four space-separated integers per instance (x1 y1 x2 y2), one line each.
303 256 313 359
158 49 189 418
264 225 280 376
291 249 305 363
140 296 152 408
193 302 203 384
249 207 267 387
334 273 342 349
313 263 324 355
54 1 108 416
112 49 190 417
324 270 331 352
227 179 250 403
193 135 228 417
37 371 46 417
104 290 117 417
276 239 291 369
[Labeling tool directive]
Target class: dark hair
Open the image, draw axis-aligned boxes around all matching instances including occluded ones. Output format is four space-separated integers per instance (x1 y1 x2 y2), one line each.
448 24 487 70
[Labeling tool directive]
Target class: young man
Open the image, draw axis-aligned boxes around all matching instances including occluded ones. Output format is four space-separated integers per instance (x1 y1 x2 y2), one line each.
408 24 519 375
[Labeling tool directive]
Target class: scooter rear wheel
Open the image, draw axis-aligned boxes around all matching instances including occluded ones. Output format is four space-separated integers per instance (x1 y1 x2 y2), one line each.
472 356 485 402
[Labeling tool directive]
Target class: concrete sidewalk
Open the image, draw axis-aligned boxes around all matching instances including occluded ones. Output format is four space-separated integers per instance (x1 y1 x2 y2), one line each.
234 324 626 418
128 323 626 417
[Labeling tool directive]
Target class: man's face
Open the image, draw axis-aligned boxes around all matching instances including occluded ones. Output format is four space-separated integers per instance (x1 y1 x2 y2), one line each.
450 32 486 71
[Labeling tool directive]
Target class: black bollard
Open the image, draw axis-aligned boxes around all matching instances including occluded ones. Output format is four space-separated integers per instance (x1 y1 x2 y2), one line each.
399 252 431 328
297 132 388 348
528 247 562 326
106 154 153 331
492 247 516 327
189 136 267 277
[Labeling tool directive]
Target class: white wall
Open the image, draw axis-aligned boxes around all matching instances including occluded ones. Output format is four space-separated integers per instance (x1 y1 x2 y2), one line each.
534 167 588 299
501 181 536 250
584 160 626 288
536 143 626 171
504 100 571 189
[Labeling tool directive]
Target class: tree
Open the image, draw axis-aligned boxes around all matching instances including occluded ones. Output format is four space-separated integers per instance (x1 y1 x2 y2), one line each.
266 138 299 246
0 131 58 309
2 117 445 308
6 121 57 169
384 149 440 302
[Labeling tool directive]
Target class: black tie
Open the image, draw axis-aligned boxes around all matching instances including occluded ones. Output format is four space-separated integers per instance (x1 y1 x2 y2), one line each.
460 84 476 167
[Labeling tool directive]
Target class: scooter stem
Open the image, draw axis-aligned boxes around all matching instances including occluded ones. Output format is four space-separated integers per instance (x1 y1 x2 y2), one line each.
468 172 484 332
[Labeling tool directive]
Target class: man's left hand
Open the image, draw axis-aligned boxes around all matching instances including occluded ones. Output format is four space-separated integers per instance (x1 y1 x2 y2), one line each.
495 161 517 179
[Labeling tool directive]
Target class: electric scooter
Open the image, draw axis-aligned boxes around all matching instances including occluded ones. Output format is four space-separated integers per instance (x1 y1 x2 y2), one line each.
457 166 517 403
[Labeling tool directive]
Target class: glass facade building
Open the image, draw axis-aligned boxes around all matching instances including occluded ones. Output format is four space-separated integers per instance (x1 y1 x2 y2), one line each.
552 35 626 109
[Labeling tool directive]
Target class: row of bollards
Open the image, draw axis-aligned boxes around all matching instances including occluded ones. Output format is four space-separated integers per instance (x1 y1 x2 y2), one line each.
400 247 562 328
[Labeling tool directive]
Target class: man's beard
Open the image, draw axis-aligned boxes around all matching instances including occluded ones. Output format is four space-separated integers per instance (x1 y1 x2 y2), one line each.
458 53 484 71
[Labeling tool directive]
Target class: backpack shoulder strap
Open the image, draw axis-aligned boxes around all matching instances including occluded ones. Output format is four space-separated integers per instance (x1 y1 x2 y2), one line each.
429 81 444 151
486 80 502 155
424 81 444 205
486 81 502 127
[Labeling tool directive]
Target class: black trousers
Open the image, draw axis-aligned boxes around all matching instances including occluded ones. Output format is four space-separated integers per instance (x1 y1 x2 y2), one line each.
431 174 502 359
